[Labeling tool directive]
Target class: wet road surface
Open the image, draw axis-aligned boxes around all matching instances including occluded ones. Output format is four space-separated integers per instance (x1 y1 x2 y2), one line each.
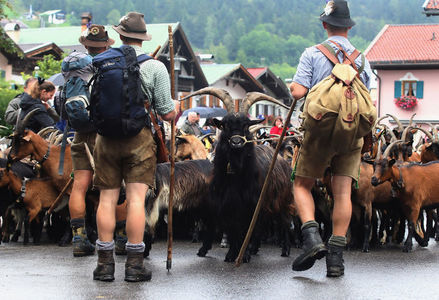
1 239 438 299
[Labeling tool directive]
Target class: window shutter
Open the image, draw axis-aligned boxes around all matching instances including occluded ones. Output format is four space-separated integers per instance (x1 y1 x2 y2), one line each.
416 81 424 99
394 81 401 98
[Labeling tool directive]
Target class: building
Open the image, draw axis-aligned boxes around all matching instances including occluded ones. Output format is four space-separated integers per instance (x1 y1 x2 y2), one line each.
39 10 66 25
365 24 439 123
198 63 264 115
423 0 439 16
247 67 292 118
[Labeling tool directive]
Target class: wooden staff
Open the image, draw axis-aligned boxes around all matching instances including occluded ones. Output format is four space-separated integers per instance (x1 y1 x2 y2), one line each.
235 96 301 267
47 177 73 214
151 45 161 58
167 25 176 271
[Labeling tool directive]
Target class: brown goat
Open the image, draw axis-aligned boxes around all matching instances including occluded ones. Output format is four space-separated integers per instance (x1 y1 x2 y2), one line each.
9 130 72 194
0 169 59 222
175 135 208 161
371 148 439 252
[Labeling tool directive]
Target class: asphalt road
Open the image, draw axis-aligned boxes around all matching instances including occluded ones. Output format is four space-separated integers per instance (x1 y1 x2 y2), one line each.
1 238 438 300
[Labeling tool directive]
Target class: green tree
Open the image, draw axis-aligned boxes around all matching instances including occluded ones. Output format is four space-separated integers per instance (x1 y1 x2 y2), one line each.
33 54 64 79
106 9 121 26
270 63 296 81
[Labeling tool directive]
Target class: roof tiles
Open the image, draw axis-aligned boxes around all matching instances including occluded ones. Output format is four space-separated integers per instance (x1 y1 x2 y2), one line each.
365 24 439 65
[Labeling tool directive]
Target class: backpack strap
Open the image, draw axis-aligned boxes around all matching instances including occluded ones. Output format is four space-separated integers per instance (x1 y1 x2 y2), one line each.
324 40 363 80
316 43 340 66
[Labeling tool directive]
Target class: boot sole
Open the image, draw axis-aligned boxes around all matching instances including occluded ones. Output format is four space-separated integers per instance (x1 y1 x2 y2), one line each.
292 245 328 271
73 251 95 257
124 274 152 282
327 269 344 277
93 275 115 282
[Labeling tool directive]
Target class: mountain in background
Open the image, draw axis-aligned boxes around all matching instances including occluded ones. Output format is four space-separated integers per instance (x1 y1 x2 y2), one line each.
11 0 437 79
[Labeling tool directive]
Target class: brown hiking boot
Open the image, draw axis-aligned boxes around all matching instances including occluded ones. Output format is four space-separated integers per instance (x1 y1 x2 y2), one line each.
72 226 95 257
125 251 152 282
93 250 115 282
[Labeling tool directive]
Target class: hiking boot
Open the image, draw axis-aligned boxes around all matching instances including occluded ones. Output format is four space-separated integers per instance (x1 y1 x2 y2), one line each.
326 245 345 277
125 251 152 282
292 225 327 271
72 226 95 257
115 227 127 256
93 250 115 282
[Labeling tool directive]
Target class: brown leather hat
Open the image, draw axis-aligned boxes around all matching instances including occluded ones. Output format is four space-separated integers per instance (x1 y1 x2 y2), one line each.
79 24 115 47
112 12 152 41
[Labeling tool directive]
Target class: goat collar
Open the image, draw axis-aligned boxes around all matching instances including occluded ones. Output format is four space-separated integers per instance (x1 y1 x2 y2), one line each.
17 178 30 203
34 144 51 166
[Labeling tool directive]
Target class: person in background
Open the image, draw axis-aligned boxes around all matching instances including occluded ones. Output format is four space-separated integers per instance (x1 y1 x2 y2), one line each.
180 111 202 136
19 78 58 133
5 77 37 125
270 116 284 136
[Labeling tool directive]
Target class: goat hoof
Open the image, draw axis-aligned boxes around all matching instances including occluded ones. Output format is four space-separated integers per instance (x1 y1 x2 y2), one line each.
2 237 9 243
197 248 208 257
402 245 412 253
281 248 290 257
143 249 150 258
419 240 428 247
11 235 19 242
362 246 370 253
435 237 439 242
242 254 251 263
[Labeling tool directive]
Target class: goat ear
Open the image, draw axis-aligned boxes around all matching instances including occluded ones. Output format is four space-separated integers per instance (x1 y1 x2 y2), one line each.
249 119 264 127
212 118 223 130
23 135 31 142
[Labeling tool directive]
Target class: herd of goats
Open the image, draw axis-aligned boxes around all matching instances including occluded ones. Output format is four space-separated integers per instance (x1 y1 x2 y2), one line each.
1 86 439 263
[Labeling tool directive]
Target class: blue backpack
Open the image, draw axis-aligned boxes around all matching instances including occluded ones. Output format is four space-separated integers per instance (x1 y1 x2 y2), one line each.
89 45 152 138
61 51 95 133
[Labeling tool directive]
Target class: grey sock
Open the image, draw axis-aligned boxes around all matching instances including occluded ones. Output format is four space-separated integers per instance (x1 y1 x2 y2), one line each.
301 220 319 231
96 239 115 251
126 242 145 253
328 235 347 248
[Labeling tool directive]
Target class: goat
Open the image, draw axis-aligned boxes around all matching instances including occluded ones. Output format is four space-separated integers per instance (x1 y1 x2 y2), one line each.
0 168 61 244
0 158 35 244
8 109 72 193
174 135 209 161
180 88 293 263
144 159 214 257
371 140 439 252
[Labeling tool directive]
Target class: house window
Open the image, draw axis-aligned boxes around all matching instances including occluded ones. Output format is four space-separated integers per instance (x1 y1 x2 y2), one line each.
394 72 424 99
402 81 417 97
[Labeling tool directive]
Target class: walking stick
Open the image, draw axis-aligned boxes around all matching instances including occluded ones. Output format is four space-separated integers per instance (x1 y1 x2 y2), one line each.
235 96 301 267
167 25 176 271
47 177 73 214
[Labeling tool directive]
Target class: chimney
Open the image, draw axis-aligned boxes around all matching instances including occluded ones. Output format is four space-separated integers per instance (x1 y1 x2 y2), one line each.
4 23 20 43
81 12 92 32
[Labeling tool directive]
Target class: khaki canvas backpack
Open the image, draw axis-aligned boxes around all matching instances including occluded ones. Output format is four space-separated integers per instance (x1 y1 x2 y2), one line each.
301 41 377 153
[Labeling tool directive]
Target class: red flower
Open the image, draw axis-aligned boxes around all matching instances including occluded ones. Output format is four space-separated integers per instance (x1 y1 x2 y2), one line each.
394 96 418 110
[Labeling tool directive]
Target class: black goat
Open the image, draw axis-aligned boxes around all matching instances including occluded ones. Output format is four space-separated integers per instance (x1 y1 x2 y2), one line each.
144 159 214 257
210 113 294 263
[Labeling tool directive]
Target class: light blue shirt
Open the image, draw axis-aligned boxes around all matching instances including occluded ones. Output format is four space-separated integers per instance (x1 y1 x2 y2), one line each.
293 36 372 90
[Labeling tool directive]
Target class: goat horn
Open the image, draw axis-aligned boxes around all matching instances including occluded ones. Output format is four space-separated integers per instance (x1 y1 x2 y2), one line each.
409 113 416 126
385 114 404 133
16 108 41 135
54 133 64 146
427 123 438 143
413 126 433 142
383 125 398 142
376 139 383 161
374 115 389 127
382 140 404 159
286 128 303 136
37 126 57 138
249 124 271 134
198 132 216 141
241 92 289 114
401 126 414 142
179 87 234 113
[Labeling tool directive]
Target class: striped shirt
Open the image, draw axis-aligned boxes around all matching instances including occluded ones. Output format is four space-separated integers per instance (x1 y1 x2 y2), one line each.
132 45 175 115
293 36 372 90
